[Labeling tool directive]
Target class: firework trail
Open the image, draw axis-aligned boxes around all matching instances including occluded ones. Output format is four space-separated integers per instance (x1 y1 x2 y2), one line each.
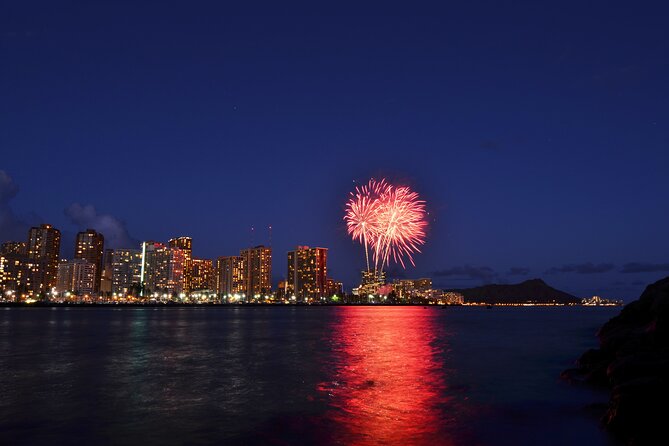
373 185 427 271
344 179 427 272
344 179 390 271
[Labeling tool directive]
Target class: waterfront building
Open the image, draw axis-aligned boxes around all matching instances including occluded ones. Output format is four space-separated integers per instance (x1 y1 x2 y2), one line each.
166 247 186 295
26 224 61 295
1 241 26 255
140 241 168 295
286 246 327 301
100 249 114 295
191 258 215 291
240 245 272 299
74 229 104 292
56 259 97 296
111 248 142 296
216 256 245 299
393 278 434 301
354 269 386 297
325 277 343 298
169 236 192 293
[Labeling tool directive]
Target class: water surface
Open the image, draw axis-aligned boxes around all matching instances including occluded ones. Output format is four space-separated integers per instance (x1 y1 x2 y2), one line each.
0 306 620 445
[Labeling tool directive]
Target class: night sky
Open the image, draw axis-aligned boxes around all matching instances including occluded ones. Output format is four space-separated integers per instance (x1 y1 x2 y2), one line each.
2 1 668 300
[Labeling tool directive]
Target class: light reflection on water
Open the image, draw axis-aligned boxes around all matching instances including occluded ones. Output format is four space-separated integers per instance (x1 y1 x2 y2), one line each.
0 306 620 445
318 307 457 445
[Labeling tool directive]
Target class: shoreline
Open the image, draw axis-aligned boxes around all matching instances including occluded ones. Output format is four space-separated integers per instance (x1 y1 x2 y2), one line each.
0 302 620 308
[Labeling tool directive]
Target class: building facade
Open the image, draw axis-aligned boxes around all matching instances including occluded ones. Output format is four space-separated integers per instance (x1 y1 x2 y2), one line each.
26 224 61 295
57 259 97 296
216 256 245 298
169 236 192 293
74 229 104 292
286 246 328 301
111 248 142 296
191 258 215 291
1 241 26 255
240 245 272 299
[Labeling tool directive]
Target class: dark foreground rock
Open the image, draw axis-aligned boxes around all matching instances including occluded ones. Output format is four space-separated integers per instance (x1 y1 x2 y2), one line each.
562 276 669 444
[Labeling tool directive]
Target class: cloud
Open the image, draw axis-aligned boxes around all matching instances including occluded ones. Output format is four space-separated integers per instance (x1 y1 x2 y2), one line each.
545 263 615 274
432 265 498 283
0 170 30 241
0 171 19 203
507 267 530 276
620 262 669 274
64 203 138 249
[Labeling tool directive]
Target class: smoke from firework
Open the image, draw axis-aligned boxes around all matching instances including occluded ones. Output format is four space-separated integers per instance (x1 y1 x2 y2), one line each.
344 179 427 271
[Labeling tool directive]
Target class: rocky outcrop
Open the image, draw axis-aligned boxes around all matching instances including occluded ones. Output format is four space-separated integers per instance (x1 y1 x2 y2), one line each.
562 276 669 444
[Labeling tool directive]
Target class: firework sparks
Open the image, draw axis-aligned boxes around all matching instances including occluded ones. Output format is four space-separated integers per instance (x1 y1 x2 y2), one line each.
344 179 390 271
344 179 427 271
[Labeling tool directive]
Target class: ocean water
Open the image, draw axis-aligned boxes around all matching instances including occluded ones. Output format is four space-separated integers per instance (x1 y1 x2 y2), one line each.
0 306 621 445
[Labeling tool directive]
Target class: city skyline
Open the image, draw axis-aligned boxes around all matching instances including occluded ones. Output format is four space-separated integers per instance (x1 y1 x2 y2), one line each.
2 2 668 300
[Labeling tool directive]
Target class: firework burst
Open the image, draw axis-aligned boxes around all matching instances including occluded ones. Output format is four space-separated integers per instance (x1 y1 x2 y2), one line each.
344 178 427 272
344 179 390 271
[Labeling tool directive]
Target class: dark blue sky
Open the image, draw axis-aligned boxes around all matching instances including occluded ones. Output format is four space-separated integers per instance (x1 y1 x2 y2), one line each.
2 1 668 300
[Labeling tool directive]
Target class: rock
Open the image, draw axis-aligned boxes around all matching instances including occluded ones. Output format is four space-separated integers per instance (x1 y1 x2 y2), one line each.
563 276 669 444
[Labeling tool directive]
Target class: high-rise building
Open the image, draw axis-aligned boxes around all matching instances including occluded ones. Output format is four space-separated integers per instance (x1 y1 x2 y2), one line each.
56 259 96 295
191 258 214 291
169 237 192 293
355 269 386 297
216 256 245 298
166 247 186 295
26 224 61 295
325 277 343 297
56 259 73 293
240 245 272 299
1 243 27 295
286 246 328 301
74 229 104 292
392 278 433 301
140 241 186 296
111 248 142 296
1 241 26 255
140 241 168 295
1 254 24 294
100 249 114 295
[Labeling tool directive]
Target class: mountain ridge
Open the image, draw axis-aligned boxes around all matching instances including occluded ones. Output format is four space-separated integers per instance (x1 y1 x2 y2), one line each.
446 278 580 304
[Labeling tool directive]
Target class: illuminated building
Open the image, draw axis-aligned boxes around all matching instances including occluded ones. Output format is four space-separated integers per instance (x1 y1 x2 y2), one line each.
140 241 168 295
0 254 22 294
111 248 142 295
166 247 186 294
325 277 343 297
56 259 96 295
392 278 434 301
216 256 245 298
191 258 214 291
169 236 192 293
26 224 61 295
286 246 327 300
74 229 104 292
100 249 114 295
240 245 272 299
440 291 464 305
56 260 72 293
354 269 386 297
1 241 26 255
140 241 186 296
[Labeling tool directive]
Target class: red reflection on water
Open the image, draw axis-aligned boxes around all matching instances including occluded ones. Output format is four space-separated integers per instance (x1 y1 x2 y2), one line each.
319 307 454 445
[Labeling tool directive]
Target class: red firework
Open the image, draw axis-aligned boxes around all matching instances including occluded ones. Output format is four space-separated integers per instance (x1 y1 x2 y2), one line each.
344 178 427 271
344 179 390 271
